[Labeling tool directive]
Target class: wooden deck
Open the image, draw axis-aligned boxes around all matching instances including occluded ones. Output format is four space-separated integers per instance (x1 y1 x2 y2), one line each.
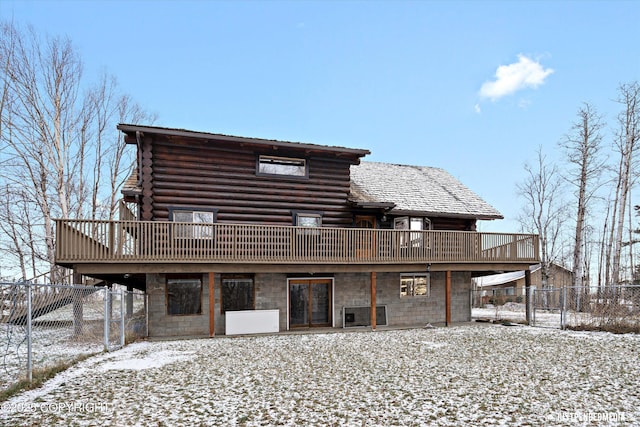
55 219 539 266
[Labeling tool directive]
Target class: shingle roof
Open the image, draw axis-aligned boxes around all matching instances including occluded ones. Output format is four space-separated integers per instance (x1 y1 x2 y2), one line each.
349 161 503 220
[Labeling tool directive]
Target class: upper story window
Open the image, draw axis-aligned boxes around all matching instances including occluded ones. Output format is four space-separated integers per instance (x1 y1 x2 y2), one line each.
296 214 322 228
293 211 323 236
169 208 217 239
293 211 322 227
394 217 432 231
394 217 431 248
257 155 307 178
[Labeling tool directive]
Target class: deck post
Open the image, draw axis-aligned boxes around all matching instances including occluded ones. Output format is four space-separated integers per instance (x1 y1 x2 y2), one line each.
525 269 532 325
209 272 215 337
445 271 451 326
370 272 377 331
126 285 134 318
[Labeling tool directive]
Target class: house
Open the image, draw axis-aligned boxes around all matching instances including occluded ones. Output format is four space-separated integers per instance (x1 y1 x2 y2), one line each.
55 124 540 337
472 263 573 306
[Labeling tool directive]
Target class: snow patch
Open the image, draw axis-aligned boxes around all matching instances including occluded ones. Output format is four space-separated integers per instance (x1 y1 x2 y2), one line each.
99 350 195 371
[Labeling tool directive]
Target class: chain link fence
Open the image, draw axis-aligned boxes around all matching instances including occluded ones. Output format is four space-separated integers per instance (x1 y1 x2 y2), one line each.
471 286 528 324
1 282 147 391
472 285 640 332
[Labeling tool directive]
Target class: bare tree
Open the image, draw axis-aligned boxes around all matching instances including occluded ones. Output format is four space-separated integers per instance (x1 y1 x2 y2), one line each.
0 22 153 281
517 147 568 295
559 103 606 307
610 82 640 285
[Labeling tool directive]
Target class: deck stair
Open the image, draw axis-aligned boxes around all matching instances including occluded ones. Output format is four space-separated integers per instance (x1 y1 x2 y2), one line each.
1 276 103 325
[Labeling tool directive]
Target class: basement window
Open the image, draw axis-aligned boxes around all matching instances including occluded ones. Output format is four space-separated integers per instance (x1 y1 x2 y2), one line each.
400 273 430 298
221 274 255 313
257 155 307 178
167 275 202 315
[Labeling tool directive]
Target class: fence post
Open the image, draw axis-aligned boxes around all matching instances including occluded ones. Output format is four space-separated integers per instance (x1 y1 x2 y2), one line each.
120 289 126 348
560 286 567 330
531 287 537 327
26 282 33 383
103 288 109 351
145 293 149 337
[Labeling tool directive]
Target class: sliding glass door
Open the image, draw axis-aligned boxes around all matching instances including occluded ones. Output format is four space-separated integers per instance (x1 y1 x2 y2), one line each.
289 279 332 327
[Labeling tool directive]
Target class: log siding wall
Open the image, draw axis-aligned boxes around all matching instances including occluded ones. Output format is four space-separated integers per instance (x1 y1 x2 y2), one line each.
140 135 154 221
147 136 356 227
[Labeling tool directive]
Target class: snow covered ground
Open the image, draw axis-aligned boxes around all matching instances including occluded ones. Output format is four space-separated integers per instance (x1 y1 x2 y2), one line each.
473 304 597 329
1 325 638 426
1 322 104 388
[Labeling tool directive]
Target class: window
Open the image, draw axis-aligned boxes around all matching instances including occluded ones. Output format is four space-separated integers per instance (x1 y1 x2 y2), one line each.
258 155 307 177
395 217 431 248
170 208 216 238
295 213 322 227
221 274 255 313
400 273 430 297
167 275 202 315
293 211 323 235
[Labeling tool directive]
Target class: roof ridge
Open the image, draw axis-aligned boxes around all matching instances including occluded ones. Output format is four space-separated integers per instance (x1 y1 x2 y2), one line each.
360 160 444 170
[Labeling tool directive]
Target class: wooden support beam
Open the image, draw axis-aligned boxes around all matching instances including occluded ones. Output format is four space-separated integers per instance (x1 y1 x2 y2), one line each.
525 269 532 325
126 285 134 317
445 271 451 326
209 272 215 337
71 262 537 276
370 272 377 331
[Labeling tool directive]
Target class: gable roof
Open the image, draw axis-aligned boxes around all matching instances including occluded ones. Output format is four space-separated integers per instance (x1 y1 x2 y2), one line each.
349 161 503 220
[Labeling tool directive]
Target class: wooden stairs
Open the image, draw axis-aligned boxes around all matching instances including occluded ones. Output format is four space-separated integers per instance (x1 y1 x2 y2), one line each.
1 279 104 325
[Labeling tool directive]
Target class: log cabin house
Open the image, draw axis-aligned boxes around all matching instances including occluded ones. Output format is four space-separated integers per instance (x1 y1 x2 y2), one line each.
55 124 540 337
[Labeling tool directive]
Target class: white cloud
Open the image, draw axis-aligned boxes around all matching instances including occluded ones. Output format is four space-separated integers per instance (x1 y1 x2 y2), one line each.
474 104 481 114
479 54 553 101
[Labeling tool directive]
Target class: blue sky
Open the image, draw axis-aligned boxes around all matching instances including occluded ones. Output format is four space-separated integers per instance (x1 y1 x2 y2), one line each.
2 0 639 232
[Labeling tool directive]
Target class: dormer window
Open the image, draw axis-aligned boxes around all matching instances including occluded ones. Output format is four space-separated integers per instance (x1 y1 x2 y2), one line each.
257 155 307 178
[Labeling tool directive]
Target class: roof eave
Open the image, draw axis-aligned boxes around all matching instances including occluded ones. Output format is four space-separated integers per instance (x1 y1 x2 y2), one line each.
117 124 370 158
388 209 503 220
349 201 396 210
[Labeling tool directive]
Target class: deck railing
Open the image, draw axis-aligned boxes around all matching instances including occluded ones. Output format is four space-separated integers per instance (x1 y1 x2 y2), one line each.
55 219 539 265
